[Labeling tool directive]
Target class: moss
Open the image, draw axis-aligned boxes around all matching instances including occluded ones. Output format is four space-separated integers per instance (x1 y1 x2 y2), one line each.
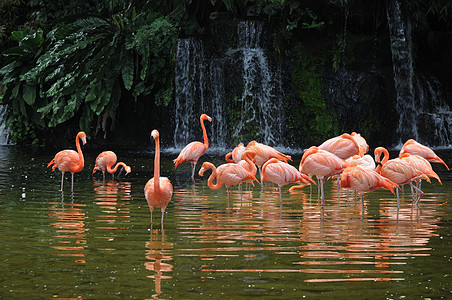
288 44 336 146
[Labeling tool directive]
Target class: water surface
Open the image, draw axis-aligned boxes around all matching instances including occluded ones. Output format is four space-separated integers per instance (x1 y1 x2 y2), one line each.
1 146 451 299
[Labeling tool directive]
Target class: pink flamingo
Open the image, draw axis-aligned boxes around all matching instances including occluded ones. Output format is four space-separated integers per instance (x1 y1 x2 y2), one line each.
261 158 315 203
246 141 292 184
198 155 258 201
174 114 212 180
340 163 398 210
295 146 348 206
47 131 87 192
375 147 430 205
225 143 246 163
93 151 131 180
319 133 365 160
145 130 173 228
399 139 449 170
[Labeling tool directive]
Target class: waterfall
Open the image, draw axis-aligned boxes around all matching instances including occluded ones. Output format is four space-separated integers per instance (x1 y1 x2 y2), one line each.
386 0 452 147
0 106 10 145
173 20 285 152
231 21 283 147
386 0 417 143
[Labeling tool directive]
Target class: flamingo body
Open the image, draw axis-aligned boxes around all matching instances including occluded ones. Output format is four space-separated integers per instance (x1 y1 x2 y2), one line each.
399 139 449 170
297 146 347 205
145 130 173 228
174 114 212 180
319 133 364 159
340 165 397 194
47 131 87 192
199 161 258 200
93 151 131 180
225 143 246 163
262 158 315 202
375 146 430 205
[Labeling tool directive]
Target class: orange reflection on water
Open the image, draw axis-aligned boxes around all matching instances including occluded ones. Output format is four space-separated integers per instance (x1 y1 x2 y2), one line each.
48 201 87 264
93 179 131 234
173 180 442 283
144 232 173 300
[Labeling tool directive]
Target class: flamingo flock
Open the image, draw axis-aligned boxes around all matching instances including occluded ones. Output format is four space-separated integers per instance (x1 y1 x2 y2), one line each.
48 114 449 228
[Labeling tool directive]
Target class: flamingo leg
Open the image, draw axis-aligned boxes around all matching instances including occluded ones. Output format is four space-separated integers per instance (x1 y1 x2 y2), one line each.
161 210 165 230
320 178 325 206
396 188 400 208
227 187 231 202
279 186 283 204
191 162 196 181
410 182 424 205
360 194 365 216
71 172 74 193
60 172 65 191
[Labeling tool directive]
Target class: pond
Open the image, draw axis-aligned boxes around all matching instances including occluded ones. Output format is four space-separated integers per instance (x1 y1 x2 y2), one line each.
1 145 451 299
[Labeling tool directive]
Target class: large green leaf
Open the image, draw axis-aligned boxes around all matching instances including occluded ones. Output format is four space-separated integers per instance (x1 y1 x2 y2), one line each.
22 84 36 106
121 50 134 90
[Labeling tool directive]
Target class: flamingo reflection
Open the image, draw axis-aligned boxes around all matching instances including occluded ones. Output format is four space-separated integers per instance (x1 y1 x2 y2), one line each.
93 178 132 235
48 201 87 264
144 232 173 299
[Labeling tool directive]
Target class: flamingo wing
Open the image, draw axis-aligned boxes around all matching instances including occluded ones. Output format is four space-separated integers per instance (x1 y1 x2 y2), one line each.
400 140 449 170
174 141 207 168
94 151 117 173
300 151 347 178
52 150 81 173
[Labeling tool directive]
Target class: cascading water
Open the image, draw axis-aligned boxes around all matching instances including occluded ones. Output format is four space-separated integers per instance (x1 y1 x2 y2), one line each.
386 0 452 147
173 20 285 151
230 21 283 147
0 105 10 145
386 0 417 143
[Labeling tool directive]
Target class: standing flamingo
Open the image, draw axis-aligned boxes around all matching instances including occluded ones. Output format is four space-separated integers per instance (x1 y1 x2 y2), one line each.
375 147 430 205
145 130 173 229
340 164 398 210
399 139 449 170
93 151 131 180
47 131 87 192
198 158 258 201
246 141 292 185
174 114 212 180
319 133 365 159
295 146 348 206
261 158 315 203
399 153 442 204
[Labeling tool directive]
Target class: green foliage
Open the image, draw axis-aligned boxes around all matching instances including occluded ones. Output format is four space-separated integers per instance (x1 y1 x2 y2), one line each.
0 28 45 144
289 45 335 145
1 6 177 144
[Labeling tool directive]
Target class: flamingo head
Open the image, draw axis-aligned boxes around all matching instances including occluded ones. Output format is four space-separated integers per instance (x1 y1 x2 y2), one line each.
124 165 131 175
151 130 159 140
201 114 212 122
78 131 87 145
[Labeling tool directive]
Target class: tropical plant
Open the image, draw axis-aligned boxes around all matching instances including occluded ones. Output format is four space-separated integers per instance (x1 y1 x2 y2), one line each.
0 6 177 144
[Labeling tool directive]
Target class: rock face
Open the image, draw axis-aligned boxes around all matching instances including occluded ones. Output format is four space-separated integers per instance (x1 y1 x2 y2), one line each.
102 5 452 150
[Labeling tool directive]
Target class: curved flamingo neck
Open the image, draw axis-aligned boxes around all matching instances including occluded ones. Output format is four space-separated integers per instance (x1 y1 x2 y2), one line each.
154 135 161 192
200 116 209 148
203 162 222 190
376 147 389 165
109 162 127 173
74 132 85 172
242 150 257 174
